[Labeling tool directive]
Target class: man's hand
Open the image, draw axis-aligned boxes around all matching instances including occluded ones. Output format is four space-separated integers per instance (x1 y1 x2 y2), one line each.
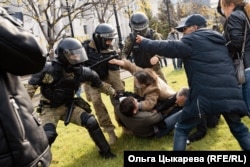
108 58 118 64
152 109 157 113
114 90 125 100
150 56 159 65
135 35 144 43
99 82 116 96
108 58 125 66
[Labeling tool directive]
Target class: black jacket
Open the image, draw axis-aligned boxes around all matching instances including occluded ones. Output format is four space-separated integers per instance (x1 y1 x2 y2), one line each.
0 7 51 166
138 28 248 121
223 6 250 68
28 61 104 106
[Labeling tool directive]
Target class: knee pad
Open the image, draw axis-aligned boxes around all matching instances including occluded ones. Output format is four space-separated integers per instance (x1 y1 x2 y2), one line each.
80 112 99 131
43 123 58 145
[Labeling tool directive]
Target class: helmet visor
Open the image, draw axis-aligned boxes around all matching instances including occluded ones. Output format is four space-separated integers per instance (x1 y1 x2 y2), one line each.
64 48 88 65
131 23 148 31
100 32 118 39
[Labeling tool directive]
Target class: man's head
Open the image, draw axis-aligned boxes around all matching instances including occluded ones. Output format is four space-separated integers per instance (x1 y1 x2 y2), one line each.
119 96 138 117
220 0 245 18
176 87 189 107
93 23 117 52
129 12 149 35
176 14 207 35
134 69 157 89
56 38 88 66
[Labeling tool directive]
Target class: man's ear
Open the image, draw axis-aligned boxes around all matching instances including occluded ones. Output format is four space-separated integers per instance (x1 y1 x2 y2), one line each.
133 109 137 114
133 101 139 114
193 25 198 31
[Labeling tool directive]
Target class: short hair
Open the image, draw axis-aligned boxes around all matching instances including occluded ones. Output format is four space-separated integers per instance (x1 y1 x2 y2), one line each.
134 68 157 86
177 87 189 98
119 96 136 117
221 0 245 7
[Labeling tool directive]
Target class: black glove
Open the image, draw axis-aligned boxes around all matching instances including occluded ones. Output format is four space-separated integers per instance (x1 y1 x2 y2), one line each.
114 91 125 100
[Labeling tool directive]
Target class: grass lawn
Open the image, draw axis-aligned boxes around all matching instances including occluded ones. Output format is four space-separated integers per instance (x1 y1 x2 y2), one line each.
49 65 250 167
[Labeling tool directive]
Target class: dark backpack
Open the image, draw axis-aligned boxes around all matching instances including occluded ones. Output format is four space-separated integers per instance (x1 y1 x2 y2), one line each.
0 7 51 166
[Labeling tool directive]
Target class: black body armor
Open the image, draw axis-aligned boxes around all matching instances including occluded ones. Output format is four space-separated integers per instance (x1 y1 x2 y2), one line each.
131 29 156 68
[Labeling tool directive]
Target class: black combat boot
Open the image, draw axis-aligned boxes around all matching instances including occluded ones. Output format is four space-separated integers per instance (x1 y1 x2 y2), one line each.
81 112 116 159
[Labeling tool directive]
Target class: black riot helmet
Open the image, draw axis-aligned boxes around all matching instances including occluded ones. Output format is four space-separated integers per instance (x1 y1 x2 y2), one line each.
93 23 117 52
130 12 149 34
56 38 88 66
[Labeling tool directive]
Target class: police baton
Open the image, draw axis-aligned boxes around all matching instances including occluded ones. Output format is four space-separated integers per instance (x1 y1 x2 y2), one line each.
64 100 75 126
89 54 119 69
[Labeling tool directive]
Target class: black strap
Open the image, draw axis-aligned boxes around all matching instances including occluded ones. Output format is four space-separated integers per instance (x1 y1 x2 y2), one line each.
89 54 118 69
126 33 137 59
241 15 250 59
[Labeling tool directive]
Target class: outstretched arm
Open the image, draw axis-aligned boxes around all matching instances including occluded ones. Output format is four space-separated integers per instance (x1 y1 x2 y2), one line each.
109 58 142 74
135 35 145 44
136 35 191 59
109 58 125 67
80 66 115 96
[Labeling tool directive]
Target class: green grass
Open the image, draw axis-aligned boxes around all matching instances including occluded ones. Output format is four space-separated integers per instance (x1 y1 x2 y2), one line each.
49 65 250 167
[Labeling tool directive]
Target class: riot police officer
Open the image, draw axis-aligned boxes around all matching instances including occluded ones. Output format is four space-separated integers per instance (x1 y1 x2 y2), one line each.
122 12 167 86
83 23 125 145
26 38 116 158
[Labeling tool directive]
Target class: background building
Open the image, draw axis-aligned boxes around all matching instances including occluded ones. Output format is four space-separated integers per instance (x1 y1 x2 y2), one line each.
1 0 228 50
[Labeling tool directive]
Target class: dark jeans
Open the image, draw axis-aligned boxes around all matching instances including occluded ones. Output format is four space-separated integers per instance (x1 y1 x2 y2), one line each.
155 110 182 138
161 58 168 67
188 117 207 142
242 70 250 116
172 58 183 70
188 114 220 142
173 113 250 151
172 58 177 70
177 58 183 69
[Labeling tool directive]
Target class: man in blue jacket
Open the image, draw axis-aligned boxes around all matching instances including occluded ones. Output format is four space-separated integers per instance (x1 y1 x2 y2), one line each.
135 14 250 151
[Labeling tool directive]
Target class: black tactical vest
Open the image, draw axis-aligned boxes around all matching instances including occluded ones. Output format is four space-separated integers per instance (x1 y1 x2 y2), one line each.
131 29 156 68
41 67 80 107
84 48 109 80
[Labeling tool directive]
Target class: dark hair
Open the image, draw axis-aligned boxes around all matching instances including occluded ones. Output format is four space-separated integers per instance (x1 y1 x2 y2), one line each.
177 87 189 98
221 0 245 7
134 68 157 86
119 96 136 117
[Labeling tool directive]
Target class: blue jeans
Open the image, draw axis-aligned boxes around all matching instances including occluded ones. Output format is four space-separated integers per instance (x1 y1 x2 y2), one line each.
177 58 183 69
242 70 250 115
173 113 250 151
155 110 182 138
